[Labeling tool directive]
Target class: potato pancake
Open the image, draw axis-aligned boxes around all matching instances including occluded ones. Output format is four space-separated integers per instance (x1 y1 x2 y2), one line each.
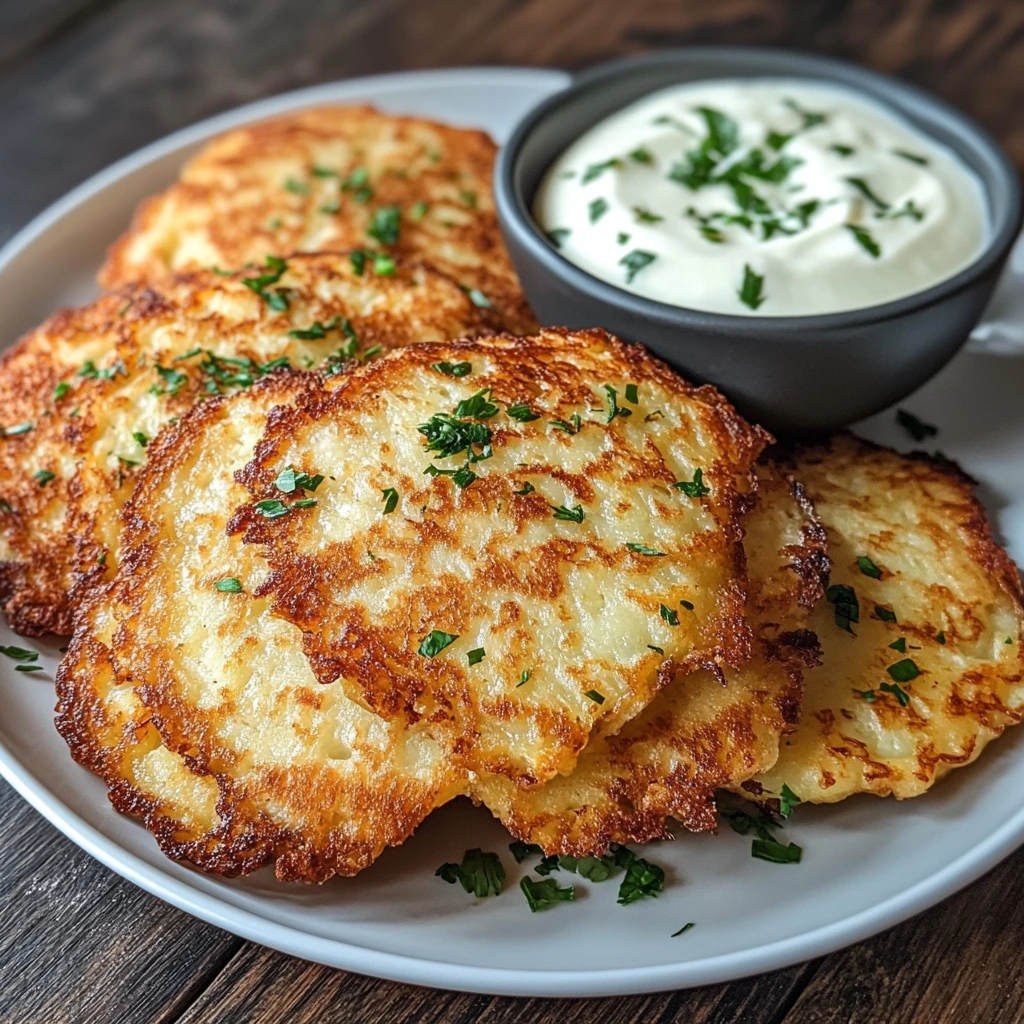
0 252 498 634
56 376 467 882
233 327 770 787
99 106 536 334
471 460 827 855
752 433 1024 804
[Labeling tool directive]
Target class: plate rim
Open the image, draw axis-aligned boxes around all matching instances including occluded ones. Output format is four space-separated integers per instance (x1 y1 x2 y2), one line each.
2 64 1023 998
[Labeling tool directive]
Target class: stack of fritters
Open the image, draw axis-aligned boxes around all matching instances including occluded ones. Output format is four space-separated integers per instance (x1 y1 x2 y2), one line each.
2 105 1022 883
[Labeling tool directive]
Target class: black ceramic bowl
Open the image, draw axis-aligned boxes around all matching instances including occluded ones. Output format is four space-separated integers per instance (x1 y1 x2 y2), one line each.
495 48 1023 434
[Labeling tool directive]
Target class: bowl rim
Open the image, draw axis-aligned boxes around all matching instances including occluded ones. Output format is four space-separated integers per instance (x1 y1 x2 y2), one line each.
495 45 1024 335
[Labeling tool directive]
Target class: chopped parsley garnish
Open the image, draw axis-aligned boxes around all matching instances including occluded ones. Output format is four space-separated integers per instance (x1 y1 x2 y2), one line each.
275 467 323 494
215 578 243 593
659 603 679 626
509 840 543 863
767 130 794 151
887 658 920 683
410 200 430 220
241 255 290 310
367 205 401 246
33 470 55 487
459 189 477 208
513 482 535 495
53 381 71 401
461 286 493 309
633 206 663 224
896 409 938 442
779 784 801 817
826 583 859 633
616 232 631 245
419 412 493 461
674 468 710 498
151 364 188 395
436 848 505 897
520 875 575 912
424 463 478 488
284 177 309 194
647 644 665 655
619 249 657 284
311 165 337 178
288 315 343 340
418 629 459 658
739 264 766 310
551 504 585 523
624 384 639 404
341 166 373 204
857 555 882 579
784 97 829 130
2 422 34 437
588 197 609 223
550 413 582 434
672 923 696 937
252 498 316 519
752 837 803 864
626 543 665 556
603 384 633 423
432 361 472 378
507 402 539 423
831 144 856 157
546 228 570 248
467 647 485 666
132 431 148 447
79 359 126 381
859 689 877 702
381 488 399 515
584 689 605 704
893 149 930 166
611 844 665 904
846 224 881 259
581 158 623 184
629 146 653 164
349 249 396 276
517 669 531 687
0 645 39 662
845 176 889 212
875 605 897 623
880 681 910 706
14 664 44 674
936 630 946 645
889 637 907 653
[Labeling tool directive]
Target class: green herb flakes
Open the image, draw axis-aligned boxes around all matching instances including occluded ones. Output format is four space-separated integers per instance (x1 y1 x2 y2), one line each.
507 402 540 423
520 875 575 912
857 555 883 579
659 603 679 626
418 629 458 658
739 264 766 310
34 470 55 487
880 681 911 706
611 844 666 904
436 848 505 897
215 577 243 593
896 409 938 442
887 658 920 683
584 689 605 705
367 205 401 246
381 487 399 515
875 605 897 623
589 197 610 223
626 543 665 556
619 249 657 284
467 647 486 666
674 468 710 498
846 224 881 259
551 504 584 523
672 922 696 937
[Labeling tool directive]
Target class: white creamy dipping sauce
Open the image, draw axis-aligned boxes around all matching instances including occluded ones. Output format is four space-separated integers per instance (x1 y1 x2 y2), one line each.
534 79 989 316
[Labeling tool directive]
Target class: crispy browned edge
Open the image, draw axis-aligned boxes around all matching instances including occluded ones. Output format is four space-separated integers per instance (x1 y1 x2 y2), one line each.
55 371 457 882
487 464 828 854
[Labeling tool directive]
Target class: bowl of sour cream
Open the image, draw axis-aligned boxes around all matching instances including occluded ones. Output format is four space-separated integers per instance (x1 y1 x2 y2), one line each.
495 48 1022 433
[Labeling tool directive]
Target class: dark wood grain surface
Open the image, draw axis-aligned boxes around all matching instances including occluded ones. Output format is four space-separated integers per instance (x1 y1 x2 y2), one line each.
3 1 1024 1021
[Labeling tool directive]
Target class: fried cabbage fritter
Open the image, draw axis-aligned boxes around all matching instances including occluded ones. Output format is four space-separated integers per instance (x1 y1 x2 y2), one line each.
99 105 536 334
233 328 771 787
752 434 1024 804
56 376 467 882
0 252 498 634
472 460 827 855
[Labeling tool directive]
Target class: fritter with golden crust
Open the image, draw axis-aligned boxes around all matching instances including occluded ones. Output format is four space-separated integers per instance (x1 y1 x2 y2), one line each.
234 328 771 787
0 252 499 634
752 433 1024 804
56 375 467 882
99 105 536 334
471 460 827 855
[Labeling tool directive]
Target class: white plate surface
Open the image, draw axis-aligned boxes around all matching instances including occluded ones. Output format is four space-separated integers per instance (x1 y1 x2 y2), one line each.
3 66 1024 999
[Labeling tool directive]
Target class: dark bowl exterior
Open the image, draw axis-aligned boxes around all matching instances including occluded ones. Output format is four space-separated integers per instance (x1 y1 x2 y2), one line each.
496 47 1023 435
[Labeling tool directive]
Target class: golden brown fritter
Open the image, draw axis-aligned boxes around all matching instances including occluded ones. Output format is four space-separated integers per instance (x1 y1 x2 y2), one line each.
0 252 500 634
56 375 468 882
99 105 536 334
233 327 771 788
752 433 1024 804
471 460 827 855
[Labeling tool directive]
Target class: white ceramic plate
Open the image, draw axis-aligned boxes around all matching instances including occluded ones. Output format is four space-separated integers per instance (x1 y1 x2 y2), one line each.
3 67 1024 999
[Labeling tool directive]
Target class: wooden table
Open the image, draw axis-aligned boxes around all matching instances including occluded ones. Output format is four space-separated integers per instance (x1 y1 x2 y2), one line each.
3 1 1024 1020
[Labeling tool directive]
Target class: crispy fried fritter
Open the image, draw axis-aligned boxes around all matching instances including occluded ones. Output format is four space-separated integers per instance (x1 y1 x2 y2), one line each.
56 376 467 882
99 106 536 334
0 252 499 634
233 327 771 787
471 461 827 855
752 433 1024 804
